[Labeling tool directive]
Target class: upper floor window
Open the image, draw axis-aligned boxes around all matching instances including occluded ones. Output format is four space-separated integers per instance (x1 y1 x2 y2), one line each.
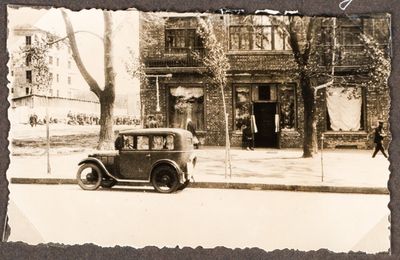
68 60 72 69
165 29 203 54
56 58 60 66
341 26 363 46
49 56 53 65
25 54 32 66
68 76 71 85
26 70 32 83
25 36 31 46
229 15 290 51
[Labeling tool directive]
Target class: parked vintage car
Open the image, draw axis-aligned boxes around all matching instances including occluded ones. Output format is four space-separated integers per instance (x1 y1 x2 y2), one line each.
76 128 197 193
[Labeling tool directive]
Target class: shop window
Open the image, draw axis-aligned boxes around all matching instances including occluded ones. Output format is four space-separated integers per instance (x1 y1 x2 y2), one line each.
234 86 252 130
326 87 364 131
169 86 204 131
280 85 296 130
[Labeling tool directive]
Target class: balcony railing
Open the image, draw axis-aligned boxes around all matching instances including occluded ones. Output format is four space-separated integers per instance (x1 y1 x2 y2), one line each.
318 45 373 67
144 48 205 68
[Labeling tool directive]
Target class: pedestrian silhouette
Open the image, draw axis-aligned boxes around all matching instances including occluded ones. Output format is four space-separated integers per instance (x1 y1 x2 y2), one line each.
372 121 388 158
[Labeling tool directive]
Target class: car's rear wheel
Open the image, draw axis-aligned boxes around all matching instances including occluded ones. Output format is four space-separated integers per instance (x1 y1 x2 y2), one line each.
76 163 102 190
151 165 179 193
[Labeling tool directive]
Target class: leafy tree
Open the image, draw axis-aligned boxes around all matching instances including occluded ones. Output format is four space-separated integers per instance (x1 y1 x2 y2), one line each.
270 16 320 157
196 16 232 177
272 15 390 157
15 33 56 95
61 9 116 150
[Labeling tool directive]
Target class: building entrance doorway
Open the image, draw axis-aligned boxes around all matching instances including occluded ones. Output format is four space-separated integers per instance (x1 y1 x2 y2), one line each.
253 102 278 148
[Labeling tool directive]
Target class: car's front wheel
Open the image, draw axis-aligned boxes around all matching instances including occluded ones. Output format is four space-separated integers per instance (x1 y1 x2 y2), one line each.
76 163 102 190
151 165 179 193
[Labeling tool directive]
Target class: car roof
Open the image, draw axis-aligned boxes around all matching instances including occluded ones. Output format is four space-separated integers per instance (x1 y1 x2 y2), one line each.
119 128 191 136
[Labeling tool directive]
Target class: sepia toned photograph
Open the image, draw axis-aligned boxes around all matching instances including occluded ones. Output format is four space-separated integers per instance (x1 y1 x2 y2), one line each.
5 5 391 253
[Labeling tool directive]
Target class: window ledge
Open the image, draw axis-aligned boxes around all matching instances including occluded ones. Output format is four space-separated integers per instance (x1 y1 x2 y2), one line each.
227 50 292 55
323 131 368 135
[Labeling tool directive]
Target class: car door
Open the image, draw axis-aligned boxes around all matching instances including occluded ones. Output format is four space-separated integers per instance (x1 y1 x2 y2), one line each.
119 135 152 180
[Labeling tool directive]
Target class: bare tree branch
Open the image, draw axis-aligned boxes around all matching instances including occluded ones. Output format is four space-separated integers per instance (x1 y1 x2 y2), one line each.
61 9 102 98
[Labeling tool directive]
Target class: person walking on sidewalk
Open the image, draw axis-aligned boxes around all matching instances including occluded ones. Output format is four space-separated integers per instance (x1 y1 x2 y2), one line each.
242 123 254 150
187 118 199 149
372 121 388 158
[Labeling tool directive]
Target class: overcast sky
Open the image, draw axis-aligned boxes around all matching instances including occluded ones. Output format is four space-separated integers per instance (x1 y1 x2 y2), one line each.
7 6 140 95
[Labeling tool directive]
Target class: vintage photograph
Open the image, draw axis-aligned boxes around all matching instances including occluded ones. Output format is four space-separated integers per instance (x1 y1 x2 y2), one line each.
5 5 391 253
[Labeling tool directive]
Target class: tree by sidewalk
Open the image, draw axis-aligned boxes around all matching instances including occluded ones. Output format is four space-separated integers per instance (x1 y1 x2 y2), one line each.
271 16 390 157
195 16 232 177
270 16 321 158
61 9 116 150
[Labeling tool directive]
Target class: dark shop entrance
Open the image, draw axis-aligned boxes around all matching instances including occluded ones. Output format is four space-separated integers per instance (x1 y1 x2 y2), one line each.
253 102 278 148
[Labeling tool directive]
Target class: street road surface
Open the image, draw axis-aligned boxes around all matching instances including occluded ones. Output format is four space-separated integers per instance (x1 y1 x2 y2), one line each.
8 184 389 253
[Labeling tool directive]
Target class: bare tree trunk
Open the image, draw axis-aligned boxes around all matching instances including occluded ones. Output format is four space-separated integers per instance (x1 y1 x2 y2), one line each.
220 83 232 178
301 73 317 158
98 95 115 150
62 9 116 150
98 11 116 150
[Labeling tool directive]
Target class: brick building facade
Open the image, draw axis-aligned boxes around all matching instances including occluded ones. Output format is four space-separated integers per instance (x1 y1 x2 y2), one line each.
139 13 390 149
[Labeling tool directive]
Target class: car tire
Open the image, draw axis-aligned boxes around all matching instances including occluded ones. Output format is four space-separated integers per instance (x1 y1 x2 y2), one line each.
151 165 179 193
101 178 117 189
178 180 190 190
76 163 102 190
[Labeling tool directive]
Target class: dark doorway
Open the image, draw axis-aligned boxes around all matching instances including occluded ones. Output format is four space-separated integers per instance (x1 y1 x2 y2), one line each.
253 103 278 148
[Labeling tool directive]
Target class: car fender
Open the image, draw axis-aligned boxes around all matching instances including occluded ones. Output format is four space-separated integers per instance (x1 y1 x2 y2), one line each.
78 157 116 180
151 159 184 182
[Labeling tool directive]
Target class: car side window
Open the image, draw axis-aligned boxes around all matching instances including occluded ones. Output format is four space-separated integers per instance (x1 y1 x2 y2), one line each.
165 135 174 150
137 136 149 150
123 135 135 150
152 135 174 150
152 136 164 150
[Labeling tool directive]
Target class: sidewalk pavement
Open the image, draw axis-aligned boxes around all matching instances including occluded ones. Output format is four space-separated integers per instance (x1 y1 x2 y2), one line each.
7 147 390 194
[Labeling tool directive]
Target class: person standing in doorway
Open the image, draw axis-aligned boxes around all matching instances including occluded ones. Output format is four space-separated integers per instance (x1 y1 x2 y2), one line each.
372 121 388 158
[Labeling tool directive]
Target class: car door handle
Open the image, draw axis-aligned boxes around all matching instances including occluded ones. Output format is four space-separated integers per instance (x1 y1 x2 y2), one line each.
145 154 151 158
